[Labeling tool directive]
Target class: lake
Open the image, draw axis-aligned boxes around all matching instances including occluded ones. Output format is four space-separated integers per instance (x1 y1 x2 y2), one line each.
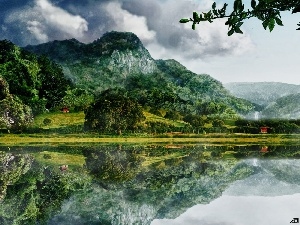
1 144 300 225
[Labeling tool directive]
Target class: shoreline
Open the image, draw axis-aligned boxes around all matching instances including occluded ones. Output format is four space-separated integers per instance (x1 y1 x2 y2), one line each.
1 133 300 146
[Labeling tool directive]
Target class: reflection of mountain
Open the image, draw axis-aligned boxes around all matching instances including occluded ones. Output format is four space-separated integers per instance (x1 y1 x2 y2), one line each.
154 159 300 225
49 145 254 224
3 145 300 225
225 159 300 196
0 151 90 225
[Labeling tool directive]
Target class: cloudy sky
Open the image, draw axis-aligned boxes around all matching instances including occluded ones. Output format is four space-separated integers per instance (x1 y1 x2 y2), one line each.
1 0 300 84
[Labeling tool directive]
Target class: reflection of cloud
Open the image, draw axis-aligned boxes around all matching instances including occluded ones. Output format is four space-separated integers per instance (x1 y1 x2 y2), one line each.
151 194 300 225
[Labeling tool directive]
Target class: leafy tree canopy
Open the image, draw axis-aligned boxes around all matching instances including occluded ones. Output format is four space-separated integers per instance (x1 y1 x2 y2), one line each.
0 40 72 114
84 89 145 134
180 0 300 35
0 95 33 132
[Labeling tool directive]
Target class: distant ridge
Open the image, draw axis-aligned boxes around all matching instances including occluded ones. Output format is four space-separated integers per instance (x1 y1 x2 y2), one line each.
224 82 300 106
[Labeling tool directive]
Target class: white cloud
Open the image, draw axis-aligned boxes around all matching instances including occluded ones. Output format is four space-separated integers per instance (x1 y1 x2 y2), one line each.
36 0 88 38
104 2 156 43
135 0 254 60
4 0 88 44
26 20 48 42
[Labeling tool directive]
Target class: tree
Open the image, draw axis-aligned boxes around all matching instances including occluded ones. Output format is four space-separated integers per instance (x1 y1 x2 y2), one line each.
84 89 145 134
61 88 94 111
0 95 33 132
164 110 182 121
183 114 205 128
180 0 300 35
37 56 73 109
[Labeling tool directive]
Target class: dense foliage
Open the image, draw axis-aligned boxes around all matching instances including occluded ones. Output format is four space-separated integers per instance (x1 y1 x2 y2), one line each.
0 40 72 114
180 0 300 35
234 118 300 133
0 152 90 225
84 89 145 134
0 95 33 132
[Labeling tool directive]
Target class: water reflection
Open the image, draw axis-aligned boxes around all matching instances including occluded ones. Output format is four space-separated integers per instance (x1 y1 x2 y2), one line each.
0 144 300 224
153 159 300 225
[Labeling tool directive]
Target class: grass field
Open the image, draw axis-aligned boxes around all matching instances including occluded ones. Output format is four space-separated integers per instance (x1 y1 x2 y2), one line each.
1 133 300 146
32 111 189 129
33 111 85 128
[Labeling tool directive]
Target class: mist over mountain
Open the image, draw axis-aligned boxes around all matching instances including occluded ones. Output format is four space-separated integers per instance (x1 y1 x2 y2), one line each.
224 82 300 107
261 93 300 119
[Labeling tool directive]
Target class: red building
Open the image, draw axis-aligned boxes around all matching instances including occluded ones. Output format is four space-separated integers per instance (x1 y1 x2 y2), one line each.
260 127 268 133
59 165 68 171
61 106 69 113
260 146 268 153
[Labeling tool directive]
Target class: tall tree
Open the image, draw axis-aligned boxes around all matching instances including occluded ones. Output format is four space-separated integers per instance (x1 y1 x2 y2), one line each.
84 89 145 134
180 0 300 35
37 56 73 109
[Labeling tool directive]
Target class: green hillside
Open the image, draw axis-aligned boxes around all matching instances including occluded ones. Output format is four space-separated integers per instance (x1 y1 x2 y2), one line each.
224 82 300 107
262 93 300 119
24 31 256 119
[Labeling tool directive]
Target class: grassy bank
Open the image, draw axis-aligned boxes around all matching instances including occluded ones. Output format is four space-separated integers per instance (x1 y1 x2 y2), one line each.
1 133 300 146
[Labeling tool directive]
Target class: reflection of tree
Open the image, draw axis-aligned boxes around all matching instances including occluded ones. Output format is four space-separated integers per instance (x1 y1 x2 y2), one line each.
0 151 90 225
83 146 143 183
0 151 33 201
52 145 255 224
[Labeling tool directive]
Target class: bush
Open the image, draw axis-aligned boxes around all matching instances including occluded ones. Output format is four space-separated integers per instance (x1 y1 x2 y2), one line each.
43 118 52 125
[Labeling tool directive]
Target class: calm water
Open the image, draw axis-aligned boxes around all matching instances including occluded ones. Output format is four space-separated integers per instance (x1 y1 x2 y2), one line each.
1 144 300 225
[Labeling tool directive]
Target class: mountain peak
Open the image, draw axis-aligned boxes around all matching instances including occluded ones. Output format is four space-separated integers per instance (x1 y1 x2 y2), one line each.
87 31 146 56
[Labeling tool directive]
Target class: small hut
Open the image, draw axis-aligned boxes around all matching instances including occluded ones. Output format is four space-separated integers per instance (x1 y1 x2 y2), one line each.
260 146 268 153
61 106 69 113
59 165 68 171
260 126 268 133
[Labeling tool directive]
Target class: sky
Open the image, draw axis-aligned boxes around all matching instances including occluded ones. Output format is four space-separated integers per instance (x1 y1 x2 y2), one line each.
1 0 300 84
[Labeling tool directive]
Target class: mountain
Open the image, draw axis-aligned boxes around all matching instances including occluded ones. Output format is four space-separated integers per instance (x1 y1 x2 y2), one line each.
24 31 255 117
261 93 300 119
224 82 300 107
25 32 156 90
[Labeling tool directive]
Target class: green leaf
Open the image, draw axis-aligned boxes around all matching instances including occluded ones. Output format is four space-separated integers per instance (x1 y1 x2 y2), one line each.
234 26 243 34
193 12 200 21
179 19 190 23
251 0 256 9
233 0 239 11
268 18 275 32
228 29 235 36
236 22 243 28
262 20 269 30
292 5 300 14
212 2 216 10
275 17 283 26
192 23 196 30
